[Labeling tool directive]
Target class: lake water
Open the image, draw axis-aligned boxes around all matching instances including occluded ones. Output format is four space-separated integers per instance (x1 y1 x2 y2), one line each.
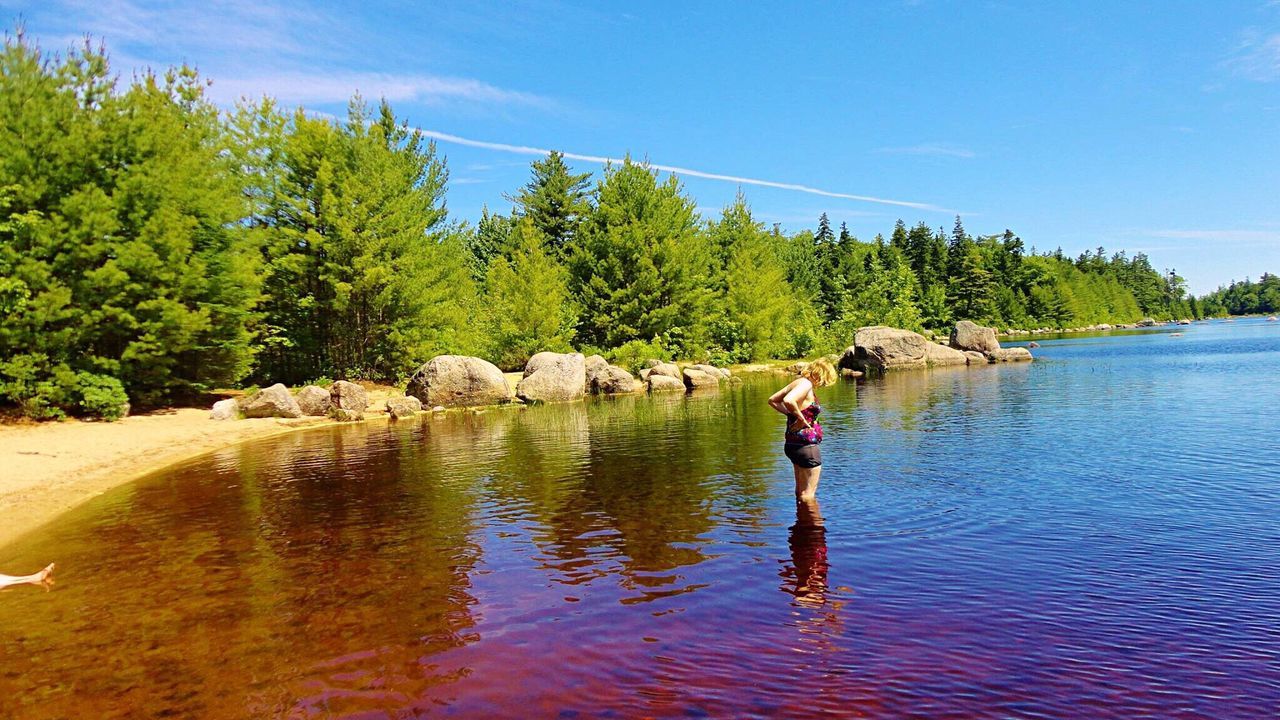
2 319 1279 719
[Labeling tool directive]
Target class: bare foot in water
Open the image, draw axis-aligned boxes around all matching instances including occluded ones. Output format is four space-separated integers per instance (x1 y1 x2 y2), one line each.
0 563 56 591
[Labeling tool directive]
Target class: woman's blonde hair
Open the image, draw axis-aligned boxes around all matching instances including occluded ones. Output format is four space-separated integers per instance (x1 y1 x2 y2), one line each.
802 358 837 388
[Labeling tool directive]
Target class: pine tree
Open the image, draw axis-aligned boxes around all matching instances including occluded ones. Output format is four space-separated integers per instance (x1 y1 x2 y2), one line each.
815 213 835 245
711 196 797 360
0 35 261 414
463 206 513 282
483 219 577 370
568 159 714 350
511 151 592 258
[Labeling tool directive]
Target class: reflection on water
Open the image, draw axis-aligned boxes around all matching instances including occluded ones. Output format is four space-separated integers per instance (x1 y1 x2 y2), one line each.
784 499 829 607
2 319 1280 718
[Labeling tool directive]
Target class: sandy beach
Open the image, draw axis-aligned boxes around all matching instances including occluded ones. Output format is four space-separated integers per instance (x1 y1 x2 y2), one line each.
0 387 404 550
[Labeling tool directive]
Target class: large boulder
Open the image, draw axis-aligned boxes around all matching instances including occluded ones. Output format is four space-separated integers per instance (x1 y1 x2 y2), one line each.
587 362 638 395
648 374 685 393
583 354 609 391
517 352 586 403
295 385 331 416
986 347 1034 363
841 326 930 371
689 364 728 380
950 320 1001 353
650 362 681 380
406 355 512 407
210 398 239 421
242 383 303 418
963 350 989 365
924 342 968 367
330 381 368 413
385 395 423 419
683 366 720 389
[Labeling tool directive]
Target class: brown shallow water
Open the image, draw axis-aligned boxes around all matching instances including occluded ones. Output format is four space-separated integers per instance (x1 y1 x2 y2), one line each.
3 321 1280 718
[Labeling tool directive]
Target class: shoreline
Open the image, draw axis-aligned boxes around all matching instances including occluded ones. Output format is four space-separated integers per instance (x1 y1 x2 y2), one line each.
0 362 806 551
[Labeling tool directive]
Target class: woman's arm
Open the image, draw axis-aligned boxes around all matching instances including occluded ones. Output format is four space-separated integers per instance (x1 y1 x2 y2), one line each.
783 378 815 426
768 380 799 415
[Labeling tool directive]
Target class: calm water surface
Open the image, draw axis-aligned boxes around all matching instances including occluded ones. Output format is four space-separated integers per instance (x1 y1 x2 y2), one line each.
3 320 1280 718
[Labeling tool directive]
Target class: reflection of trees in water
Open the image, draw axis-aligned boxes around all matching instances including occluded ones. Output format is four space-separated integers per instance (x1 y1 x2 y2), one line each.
0 424 487 719
0 377 803 717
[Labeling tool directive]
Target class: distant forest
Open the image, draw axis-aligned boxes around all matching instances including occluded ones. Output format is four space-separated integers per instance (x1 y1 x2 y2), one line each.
0 34 1249 419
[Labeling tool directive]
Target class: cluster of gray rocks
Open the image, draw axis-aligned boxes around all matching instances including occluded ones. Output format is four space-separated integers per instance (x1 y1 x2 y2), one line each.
210 380 424 421
214 352 737 419
839 321 1034 372
406 351 735 408
212 321 1031 419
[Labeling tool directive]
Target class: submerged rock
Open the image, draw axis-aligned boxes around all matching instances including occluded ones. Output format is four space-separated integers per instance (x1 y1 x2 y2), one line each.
407 355 512 407
295 385 331 416
986 347 1034 363
517 352 586 403
242 384 303 418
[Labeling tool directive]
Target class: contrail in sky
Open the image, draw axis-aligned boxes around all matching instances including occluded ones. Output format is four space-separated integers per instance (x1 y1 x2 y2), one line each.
414 128 951 213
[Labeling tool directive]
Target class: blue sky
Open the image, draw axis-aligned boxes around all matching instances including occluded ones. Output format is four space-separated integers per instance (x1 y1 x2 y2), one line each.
7 0 1279 293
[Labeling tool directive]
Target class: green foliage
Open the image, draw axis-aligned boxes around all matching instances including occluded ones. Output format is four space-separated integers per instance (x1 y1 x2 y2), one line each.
568 159 715 350
607 338 669 374
712 195 797 360
1199 273 1279 316
482 219 578 371
0 33 261 409
510 150 593 257
75 371 128 420
244 98 477 383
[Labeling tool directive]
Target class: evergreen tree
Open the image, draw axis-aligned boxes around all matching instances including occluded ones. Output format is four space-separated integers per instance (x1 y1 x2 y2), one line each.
483 218 577 370
815 212 835 245
463 206 513 282
711 196 797 360
510 150 592 258
568 159 714 350
0 35 260 415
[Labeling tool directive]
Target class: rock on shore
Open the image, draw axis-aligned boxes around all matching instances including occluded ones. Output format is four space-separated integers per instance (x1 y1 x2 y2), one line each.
407 356 512 407
841 323 1033 372
295 385 331 416
242 383 303 418
517 352 587 403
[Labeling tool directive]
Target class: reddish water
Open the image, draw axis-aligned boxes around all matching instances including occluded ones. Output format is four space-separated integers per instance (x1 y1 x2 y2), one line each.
3 323 1280 718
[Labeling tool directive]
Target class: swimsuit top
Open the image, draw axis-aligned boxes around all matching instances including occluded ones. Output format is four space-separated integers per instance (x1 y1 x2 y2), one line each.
785 398 823 445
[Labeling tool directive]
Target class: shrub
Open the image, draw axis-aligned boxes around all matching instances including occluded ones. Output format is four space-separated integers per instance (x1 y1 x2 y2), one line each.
75 372 129 421
607 338 669 374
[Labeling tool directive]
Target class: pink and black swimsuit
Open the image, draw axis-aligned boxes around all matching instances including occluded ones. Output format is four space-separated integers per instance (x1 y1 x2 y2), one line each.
783 398 823 468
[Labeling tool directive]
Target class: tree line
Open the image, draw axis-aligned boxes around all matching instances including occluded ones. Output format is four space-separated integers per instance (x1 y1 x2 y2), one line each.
0 34 1207 419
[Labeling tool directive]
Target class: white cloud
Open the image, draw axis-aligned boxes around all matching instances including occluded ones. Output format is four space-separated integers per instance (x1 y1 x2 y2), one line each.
1226 28 1280 81
23 0 548 110
873 143 976 159
205 71 548 108
416 128 951 213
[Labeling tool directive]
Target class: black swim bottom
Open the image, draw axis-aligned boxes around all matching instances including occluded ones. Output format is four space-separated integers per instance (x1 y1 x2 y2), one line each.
784 443 822 468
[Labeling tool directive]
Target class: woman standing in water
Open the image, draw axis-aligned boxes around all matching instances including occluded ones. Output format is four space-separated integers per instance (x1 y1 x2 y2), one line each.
769 359 837 501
